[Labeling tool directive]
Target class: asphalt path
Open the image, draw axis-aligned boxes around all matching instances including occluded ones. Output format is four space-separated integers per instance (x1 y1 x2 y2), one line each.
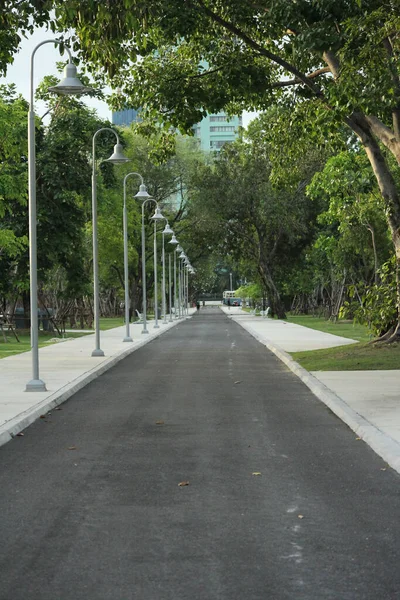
0 308 399 599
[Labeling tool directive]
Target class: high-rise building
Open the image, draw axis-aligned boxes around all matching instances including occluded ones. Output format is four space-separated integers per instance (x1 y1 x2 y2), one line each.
111 109 242 151
192 112 242 151
111 108 140 127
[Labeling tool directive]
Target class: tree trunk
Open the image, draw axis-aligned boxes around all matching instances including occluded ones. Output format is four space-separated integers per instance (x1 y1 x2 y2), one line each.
348 113 400 338
258 262 286 319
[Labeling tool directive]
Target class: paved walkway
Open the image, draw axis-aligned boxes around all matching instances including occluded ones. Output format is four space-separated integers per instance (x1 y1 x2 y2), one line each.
1 306 399 474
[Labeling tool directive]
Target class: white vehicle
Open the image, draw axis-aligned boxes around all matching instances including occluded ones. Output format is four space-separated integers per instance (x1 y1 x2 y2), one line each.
222 291 241 306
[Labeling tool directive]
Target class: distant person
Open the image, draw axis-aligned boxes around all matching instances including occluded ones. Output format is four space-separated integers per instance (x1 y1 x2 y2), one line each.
227 298 230 309
196 301 200 311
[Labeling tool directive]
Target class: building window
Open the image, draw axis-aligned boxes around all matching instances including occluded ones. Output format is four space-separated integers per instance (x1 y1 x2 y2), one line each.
210 115 230 122
210 126 236 132
210 140 231 149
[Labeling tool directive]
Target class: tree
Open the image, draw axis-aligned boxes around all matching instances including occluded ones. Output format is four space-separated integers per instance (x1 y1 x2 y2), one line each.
26 0 397 338
4 1 400 333
187 134 320 318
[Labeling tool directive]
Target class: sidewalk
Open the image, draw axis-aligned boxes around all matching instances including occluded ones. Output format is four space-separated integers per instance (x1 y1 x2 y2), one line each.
221 306 400 474
1 306 400 475
0 313 195 447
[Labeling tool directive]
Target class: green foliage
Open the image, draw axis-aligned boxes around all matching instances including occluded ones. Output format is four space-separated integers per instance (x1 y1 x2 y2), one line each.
0 85 29 259
340 258 397 336
235 282 263 302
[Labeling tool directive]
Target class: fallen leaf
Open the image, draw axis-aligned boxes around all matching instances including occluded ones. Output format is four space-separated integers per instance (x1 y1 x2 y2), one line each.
16 432 24 437
55 407 63 411
355 437 361 440
68 446 77 450
298 515 304 519
40 415 46 419
380 467 387 471
178 481 190 487
234 381 242 384
156 420 165 425
252 472 262 476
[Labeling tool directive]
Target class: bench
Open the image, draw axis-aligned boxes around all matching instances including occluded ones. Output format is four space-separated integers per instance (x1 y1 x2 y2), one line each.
0 314 20 343
134 309 143 323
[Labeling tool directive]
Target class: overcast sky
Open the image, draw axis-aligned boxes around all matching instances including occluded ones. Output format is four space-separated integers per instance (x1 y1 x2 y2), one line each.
1 27 257 127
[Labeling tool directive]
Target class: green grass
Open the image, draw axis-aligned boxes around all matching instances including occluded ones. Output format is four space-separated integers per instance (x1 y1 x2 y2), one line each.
0 330 91 359
291 341 400 371
287 315 400 371
99 317 125 330
287 314 371 342
99 316 143 330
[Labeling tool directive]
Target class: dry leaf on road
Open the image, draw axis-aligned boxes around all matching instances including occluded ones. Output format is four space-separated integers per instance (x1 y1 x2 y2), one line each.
178 481 190 487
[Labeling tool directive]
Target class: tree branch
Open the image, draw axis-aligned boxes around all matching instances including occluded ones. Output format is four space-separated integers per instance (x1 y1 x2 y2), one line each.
382 36 400 140
363 114 400 163
271 67 331 88
193 0 325 100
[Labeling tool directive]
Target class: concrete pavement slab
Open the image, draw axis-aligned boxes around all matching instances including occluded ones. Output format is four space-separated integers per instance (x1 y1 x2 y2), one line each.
221 306 357 351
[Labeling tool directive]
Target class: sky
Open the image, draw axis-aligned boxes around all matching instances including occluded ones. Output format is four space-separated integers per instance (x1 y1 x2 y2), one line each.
0 27 257 127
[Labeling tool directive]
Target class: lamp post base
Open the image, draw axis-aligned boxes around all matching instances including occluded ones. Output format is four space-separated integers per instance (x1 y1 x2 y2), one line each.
123 337 133 342
154 324 160 329
141 328 149 334
25 378 47 392
91 348 105 357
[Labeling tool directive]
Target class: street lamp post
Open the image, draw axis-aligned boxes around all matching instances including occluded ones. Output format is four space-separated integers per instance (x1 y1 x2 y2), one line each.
176 245 183 318
26 39 91 392
168 253 173 322
91 128 130 357
179 250 187 318
141 201 165 333
169 234 179 319
161 222 173 324
122 172 147 343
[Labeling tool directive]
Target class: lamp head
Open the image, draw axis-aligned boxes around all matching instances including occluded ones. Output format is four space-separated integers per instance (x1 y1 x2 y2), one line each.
134 183 151 199
163 222 173 235
169 234 179 245
105 143 130 164
48 62 93 95
150 206 165 220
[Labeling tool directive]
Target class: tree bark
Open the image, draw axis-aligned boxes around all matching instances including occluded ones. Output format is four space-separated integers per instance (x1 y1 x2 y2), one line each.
346 113 400 336
258 261 286 319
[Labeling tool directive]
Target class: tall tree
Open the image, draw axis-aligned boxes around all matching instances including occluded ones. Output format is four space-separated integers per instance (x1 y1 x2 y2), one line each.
3 1 400 333
188 135 320 317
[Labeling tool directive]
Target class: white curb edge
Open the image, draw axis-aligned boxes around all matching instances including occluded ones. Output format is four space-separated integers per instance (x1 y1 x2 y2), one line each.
234 317 400 475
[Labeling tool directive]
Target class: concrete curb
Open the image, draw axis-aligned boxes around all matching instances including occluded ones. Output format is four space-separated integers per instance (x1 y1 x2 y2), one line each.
233 317 400 475
0 318 186 448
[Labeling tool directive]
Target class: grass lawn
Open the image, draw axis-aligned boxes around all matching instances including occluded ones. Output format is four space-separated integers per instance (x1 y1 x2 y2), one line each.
0 330 91 360
291 342 400 371
287 314 371 342
99 316 143 330
99 317 125 330
287 315 400 371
